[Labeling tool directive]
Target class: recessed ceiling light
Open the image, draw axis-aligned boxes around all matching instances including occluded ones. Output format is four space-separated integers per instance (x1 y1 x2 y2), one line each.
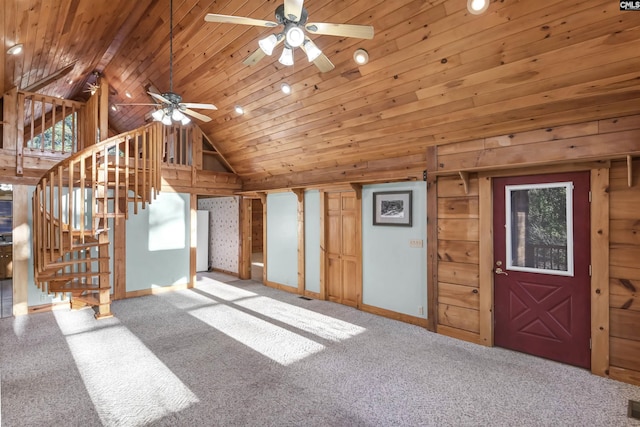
353 48 369 65
234 105 244 115
7 44 23 55
281 83 291 95
125 91 132 98
467 0 489 15
111 105 118 111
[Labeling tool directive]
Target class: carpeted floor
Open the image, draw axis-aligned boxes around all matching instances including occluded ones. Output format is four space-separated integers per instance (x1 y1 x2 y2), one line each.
1 273 640 427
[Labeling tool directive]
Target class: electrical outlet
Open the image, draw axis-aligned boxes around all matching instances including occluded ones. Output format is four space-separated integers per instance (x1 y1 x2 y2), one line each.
39 293 47 302
409 239 423 248
418 306 424 315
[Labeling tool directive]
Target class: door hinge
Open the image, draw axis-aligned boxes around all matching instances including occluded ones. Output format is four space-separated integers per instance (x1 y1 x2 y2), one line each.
589 265 592 276
589 191 592 202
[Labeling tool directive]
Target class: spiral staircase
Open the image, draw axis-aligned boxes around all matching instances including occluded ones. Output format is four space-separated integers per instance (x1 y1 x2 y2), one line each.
32 122 163 318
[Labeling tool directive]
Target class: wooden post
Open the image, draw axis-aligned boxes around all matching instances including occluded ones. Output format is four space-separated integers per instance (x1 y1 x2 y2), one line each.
426 146 438 331
12 185 29 316
95 231 112 319
16 91 24 175
190 194 197 288
291 189 305 294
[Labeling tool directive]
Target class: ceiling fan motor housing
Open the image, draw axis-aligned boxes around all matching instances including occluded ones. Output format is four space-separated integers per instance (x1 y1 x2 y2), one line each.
275 4 308 25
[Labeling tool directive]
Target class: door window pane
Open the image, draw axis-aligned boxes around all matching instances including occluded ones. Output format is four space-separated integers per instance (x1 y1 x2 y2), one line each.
505 182 574 276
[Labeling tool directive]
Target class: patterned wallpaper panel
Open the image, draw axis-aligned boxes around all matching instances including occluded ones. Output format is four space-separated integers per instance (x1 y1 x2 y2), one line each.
198 197 239 273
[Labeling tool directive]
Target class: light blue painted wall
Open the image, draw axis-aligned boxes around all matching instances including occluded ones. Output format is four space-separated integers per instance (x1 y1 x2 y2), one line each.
126 192 190 291
362 181 428 318
266 192 298 288
304 190 320 293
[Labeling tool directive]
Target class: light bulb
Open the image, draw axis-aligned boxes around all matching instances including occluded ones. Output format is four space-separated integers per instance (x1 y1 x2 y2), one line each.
279 47 294 66
181 116 191 125
285 26 305 48
280 83 291 95
152 109 164 121
303 39 322 62
7 44 23 55
235 105 244 115
353 49 369 65
467 0 489 14
259 34 278 56
161 114 172 126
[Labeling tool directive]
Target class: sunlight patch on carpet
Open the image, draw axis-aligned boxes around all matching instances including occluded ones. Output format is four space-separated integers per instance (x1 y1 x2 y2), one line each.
235 296 366 342
54 310 199 426
189 304 324 365
197 281 258 301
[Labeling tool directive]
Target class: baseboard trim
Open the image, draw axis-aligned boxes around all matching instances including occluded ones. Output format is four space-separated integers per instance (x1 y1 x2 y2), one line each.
125 282 191 299
360 303 429 328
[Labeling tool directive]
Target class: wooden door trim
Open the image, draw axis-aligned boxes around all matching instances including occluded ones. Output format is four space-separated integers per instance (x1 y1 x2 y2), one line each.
478 166 610 376
238 197 252 280
478 175 493 346
590 168 610 377
319 191 326 299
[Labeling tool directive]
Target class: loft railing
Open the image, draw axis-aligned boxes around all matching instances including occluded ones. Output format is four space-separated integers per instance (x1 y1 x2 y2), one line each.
20 91 86 155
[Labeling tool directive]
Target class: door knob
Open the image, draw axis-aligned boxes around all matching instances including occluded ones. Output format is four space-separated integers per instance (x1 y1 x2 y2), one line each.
494 267 508 276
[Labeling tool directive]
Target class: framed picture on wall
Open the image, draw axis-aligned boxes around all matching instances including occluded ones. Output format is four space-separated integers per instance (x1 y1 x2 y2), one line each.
373 191 412 226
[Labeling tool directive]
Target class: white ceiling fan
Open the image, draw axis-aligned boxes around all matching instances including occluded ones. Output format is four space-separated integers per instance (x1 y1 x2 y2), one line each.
204 0 374 73
119 0 217 125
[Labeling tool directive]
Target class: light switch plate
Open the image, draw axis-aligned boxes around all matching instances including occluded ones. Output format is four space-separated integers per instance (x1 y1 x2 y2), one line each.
409 239 423 248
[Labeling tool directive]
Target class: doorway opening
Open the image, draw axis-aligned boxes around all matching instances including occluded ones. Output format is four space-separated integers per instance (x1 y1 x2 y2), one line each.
251 199 264 282
0 183 13 318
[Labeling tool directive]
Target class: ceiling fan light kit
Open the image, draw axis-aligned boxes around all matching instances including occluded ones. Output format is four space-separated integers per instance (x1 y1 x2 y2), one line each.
204 0 374 73
279 47 295 66
467 0 489 15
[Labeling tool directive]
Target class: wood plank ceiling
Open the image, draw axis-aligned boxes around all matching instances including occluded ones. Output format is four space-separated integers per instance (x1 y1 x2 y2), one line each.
3 0 640 190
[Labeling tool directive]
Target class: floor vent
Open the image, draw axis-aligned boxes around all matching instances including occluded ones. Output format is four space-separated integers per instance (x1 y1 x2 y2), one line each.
299 296 312 301
630 400 640 420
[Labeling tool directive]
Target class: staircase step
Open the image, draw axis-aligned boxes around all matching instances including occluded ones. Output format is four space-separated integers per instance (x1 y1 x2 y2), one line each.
40 271 111 284
46 257 110 269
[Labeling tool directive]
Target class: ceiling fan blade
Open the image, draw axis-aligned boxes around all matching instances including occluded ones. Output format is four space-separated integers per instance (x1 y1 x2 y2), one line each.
204 13 278 28
181 102 217 110
182 108 212 122
115 103 160 106
148 91 171 104
313 53 335 73
284 0 304 22
305 22 374 39
243 48 267 66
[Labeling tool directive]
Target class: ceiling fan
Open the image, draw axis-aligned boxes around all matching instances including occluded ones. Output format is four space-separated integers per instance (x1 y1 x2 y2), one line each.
118 0 217 125
204 0 374 73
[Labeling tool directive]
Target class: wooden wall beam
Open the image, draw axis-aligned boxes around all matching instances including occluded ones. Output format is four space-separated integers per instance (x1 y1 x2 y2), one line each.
437 129 640 174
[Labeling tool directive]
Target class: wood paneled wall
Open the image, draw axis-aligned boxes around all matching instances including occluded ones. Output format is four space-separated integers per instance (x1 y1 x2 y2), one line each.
251 198 263 253
436 174 481 344
608 158 640 385
431 114 640 385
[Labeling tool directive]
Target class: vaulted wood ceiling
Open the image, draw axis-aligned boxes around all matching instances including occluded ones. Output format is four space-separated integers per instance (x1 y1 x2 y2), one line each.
3 0 640 189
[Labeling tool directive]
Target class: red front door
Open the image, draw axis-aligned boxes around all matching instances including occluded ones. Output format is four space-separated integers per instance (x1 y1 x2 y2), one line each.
493 172 591 369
